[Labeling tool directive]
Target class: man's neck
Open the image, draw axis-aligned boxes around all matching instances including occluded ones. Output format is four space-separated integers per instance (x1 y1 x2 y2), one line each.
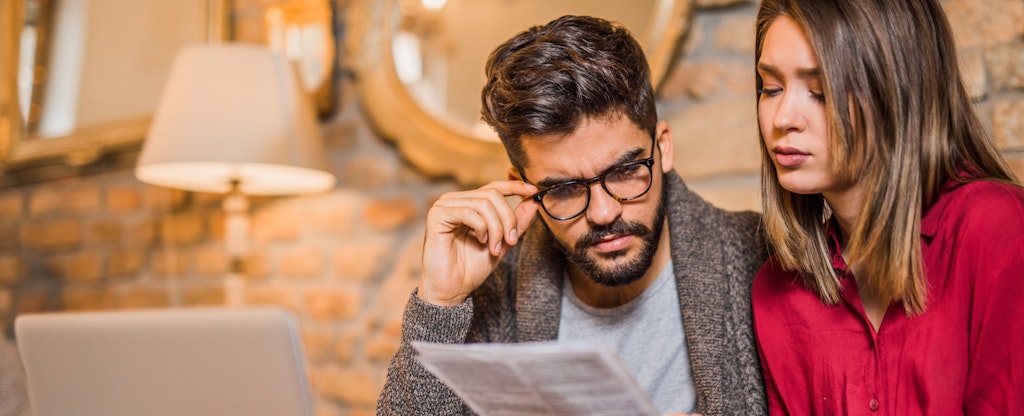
566 220 672 308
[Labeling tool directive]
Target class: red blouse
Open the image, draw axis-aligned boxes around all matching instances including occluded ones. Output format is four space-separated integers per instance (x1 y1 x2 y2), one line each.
753 180 1024 415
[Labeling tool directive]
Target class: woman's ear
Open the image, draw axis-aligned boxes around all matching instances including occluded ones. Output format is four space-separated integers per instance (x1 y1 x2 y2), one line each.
656 120 675 173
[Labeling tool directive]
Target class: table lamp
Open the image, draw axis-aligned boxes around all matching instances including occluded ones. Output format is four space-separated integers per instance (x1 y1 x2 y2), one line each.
135 43 336 305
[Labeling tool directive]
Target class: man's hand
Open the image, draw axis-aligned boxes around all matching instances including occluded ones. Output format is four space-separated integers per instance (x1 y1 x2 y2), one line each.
418 180 540 306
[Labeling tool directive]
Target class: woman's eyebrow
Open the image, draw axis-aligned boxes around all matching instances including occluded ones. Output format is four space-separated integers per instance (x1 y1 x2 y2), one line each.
757 62 821 78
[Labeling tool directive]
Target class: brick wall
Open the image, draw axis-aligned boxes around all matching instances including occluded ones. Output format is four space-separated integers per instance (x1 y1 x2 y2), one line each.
1 0 1021 415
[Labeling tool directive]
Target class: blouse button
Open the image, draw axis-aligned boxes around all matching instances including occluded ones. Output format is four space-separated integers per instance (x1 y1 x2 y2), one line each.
869 398 879 412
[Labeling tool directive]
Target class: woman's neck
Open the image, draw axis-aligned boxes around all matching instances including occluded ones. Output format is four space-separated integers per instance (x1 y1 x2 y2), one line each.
823 183 866 246
823 183 887 331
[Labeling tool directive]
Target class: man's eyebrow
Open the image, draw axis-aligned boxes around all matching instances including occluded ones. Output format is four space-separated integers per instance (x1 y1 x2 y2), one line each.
535 146 646 188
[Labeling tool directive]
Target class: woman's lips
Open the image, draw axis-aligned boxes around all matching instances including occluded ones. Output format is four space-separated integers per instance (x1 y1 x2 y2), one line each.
773 146 810 168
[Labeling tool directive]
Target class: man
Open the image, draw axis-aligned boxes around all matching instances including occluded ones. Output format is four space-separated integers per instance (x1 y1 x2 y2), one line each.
377 15 767 416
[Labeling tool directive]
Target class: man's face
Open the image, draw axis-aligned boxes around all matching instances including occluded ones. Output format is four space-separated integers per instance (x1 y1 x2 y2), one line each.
518 113 674 286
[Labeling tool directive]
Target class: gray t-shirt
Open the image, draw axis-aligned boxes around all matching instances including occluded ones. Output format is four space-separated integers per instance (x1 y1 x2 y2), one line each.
557 261 696 413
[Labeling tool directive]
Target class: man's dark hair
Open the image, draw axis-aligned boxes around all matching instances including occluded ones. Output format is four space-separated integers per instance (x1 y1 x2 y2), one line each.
481 15 658 170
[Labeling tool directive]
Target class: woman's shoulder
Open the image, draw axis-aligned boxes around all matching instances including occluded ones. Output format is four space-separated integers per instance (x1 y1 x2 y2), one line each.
753 256 804 295
930 180 1024 220
924 179 1024 241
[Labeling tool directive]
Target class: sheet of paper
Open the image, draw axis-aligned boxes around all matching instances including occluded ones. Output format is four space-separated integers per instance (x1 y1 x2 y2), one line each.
413 341 661 416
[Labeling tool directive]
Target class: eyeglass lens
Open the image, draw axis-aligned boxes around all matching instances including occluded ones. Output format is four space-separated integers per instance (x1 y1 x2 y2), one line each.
540 161 652 220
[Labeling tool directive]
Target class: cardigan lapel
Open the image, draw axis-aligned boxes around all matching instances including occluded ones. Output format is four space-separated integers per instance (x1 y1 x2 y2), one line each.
665 172 728 415
514 220 565 342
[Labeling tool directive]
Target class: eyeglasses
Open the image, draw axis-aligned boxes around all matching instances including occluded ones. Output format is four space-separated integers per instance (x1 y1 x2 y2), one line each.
527 136 657 221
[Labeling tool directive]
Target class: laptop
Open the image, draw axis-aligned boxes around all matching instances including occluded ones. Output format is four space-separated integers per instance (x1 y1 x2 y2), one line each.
14 307 313 416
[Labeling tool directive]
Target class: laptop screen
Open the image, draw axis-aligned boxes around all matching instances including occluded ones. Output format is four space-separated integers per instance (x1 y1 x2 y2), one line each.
15 307 313 416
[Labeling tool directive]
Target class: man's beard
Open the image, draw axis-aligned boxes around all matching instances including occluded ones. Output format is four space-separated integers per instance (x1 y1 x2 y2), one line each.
551 182 668 287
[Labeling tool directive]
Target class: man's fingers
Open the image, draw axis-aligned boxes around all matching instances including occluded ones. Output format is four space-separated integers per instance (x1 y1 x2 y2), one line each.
436 180 538 252
512 198 540 244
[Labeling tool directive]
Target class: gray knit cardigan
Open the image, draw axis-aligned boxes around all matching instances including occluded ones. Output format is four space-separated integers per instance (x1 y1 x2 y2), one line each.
377 171 769 416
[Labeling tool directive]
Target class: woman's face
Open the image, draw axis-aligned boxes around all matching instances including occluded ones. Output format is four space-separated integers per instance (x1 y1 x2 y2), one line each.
757 15 845 196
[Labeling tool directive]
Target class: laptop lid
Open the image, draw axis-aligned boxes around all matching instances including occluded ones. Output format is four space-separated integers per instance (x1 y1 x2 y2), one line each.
15 307 313 416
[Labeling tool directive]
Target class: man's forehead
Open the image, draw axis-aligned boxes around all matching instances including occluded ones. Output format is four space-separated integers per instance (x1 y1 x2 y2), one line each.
518 117 650 184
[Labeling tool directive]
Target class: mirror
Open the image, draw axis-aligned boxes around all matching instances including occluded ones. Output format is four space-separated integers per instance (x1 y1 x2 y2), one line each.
0 0 220 184
346 0 694 186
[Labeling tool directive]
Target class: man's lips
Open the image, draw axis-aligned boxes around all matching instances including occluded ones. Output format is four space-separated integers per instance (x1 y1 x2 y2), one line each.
773 146 810 168
590 234 633 253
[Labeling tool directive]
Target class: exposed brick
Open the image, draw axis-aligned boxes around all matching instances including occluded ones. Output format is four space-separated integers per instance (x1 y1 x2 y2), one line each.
660 58 751 100
36 185 103 217
106 185 142 214
364 195 417 231
194 245 229 278
150 250 192 277
669 97 761 178
348 408 375 416
0 192 25 220
314 402 346 416
87 220 122 245
280 246 325 279
207 210 226 242
985 40 1024 91
252 205 302 243
61 288 117 311
338 155 400 191
679 18 704 58
334 330 359 364
712 13 756 53
245 285 298 309
118 286 172 309
370 271 419 328
107 249 147 278
15 289 53 314
688 175 762 212
0 255 27 284
140 186 190 211
180 285 225 306
28 188 62 218
1006 154 1024 180
0 224 17 251
696 0 756 7
318 365 383 407
303 326 335 364
0 224 17 250
48 252 104 282
193 191 225 209
303 286 362 321
959 49 988 100
994 100 1024 150
160 213 206 245
364 332 400 364
241 251 271 279
69 185 103 215
331 237 393 282
21 219 81 250
0 290 10 331
127 218 159 247
945 0 1024 48
304 194 360 237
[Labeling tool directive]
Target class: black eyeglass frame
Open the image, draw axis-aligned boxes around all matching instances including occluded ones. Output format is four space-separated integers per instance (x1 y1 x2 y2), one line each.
526 135 658 221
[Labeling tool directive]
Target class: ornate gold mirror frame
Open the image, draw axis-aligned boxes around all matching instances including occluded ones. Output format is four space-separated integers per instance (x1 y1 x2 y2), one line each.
0 0 337 186
346 0 694 186
0 0 227 185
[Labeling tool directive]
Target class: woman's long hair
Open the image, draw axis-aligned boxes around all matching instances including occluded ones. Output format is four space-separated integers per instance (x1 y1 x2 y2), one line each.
755 0 1018 313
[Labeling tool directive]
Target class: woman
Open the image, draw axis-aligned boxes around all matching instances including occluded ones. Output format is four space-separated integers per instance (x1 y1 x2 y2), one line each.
752 0 1024 414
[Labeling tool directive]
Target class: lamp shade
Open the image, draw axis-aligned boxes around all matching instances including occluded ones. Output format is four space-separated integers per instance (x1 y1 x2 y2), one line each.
136 44 335 195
